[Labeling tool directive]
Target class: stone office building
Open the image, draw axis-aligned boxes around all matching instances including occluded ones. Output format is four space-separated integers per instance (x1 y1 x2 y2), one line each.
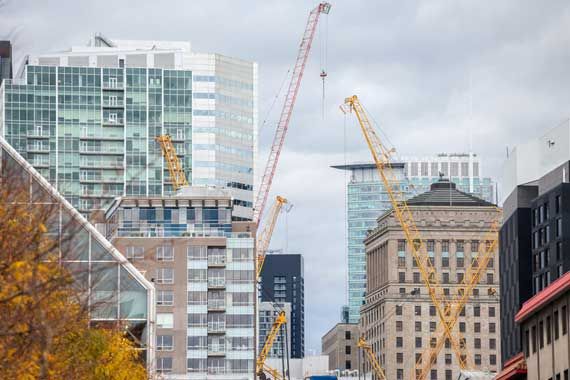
361 179 501 380
104 186 256 379
321 322 360 372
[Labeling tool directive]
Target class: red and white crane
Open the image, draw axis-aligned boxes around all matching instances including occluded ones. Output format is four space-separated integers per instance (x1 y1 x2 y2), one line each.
253 2 332 224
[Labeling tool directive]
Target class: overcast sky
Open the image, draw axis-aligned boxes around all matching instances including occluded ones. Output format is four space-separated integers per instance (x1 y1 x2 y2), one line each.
2 0 570 353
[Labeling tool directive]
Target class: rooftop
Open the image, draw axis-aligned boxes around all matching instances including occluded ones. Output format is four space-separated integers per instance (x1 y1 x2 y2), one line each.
406 178 495 207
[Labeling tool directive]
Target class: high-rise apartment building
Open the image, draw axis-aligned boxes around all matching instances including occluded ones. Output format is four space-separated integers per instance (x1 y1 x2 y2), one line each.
332 152 495 323
0 135 155 370
500 119 570 367
362 179 501 380
258 302 292 359
104 186 256 378
259 254 305 358
0 41 12 84
0 35 257 219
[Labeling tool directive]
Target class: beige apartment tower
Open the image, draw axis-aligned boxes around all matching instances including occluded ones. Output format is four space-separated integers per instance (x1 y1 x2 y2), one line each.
361 179 501 380
321 323 360 372
104 187 256 379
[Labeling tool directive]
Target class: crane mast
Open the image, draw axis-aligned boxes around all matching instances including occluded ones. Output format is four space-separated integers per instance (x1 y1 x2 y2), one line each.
341 95 467 372
257 196 288 278
358 336 387 380
155 134 189 191
253 2 331 224
256 311 287 379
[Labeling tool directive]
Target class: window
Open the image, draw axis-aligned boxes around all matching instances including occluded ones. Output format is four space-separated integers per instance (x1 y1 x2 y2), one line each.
524 329 530 357
532 325 537 353
490 354 497 366
398 251 406 267
415 305 422 316
474 306 480 317
345 346 351 354
188 246 207 260
474 354 481 365
415 337 422 348
539 320 544 348
429 306 436 316
156 268 174 284
399 272 406 283
398 240 406 252
430 369 437 380
474 323 481 333
556 195 562 213
487 273 494 284
442 240 450 253
157 290 174 306
396 305 402 316
489 306 495 317
457 272 464 283
471 240 480 252
345 360 351 370
555 310 560 339
445 354 452 364
489 323 496 333
396 337 403 347
415 321 421 332
397 321 403 332
547 316 552 344
157 313 174 328
397 369 404 380
157 357 173 373
430 322 436 332
474 338 481 349
413 272 421 283
490 338 496 349
345 331 351 340
563 306 568 335
156 246 174 261
126 246 144 260
442 272 450 284
473 288 479 297
456 251 464 267
427 240 435 252
459 322 466 333
396 352 403 364
157 335 173 351
442 251 449 267
446 369 452 380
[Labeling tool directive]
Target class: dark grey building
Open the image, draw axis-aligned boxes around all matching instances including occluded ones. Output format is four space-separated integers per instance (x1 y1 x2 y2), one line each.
500 185 536 366
499 160 570 366
0 41 12 83
260 254 305 358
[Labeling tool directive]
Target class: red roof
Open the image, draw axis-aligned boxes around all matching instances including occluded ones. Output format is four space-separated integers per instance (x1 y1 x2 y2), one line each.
495 353 527 380
515 271 570 323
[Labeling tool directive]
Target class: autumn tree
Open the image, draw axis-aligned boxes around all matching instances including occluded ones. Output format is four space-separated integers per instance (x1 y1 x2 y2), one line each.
0 152 147 379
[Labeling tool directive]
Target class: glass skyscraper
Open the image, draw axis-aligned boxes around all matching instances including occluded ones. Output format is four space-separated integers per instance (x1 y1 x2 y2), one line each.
0 35 257 219
332 153 496 323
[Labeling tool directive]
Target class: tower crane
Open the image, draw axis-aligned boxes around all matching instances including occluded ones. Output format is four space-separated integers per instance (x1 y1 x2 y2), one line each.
257 196 288 278
358 336 387 380
155 135 189 191
414 218 500 379
256 311 288 380
340 95 467 372
253 2 331 225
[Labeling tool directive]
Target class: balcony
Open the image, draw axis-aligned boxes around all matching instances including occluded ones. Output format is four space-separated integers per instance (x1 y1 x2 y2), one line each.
208 256 226 267
102 119 124 127
27 131 50 139
207 278 225 289
207 322 225 334
26 145 50 153
102 83 124 91
80 147 124 155
80 134 124 141
207 344 226 356
207 300 225 312
80 177 124 184
79 161 123 169
102 101 124 109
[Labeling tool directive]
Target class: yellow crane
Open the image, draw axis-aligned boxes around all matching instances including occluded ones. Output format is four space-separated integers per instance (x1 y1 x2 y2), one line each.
155 134 189 191
256 311 287 380
341 95 467 372
257 196 288 278
414 219 500 379
358 336 387 380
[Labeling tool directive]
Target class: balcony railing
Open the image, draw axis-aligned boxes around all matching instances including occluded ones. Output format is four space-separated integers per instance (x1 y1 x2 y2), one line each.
207 344 226 355
208 278 225 288
207 300 225 310
207 322 225 333
208 256 226 266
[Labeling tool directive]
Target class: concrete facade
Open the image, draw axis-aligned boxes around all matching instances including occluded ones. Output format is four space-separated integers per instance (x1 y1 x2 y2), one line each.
321 323 360 372
362 181 501 380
